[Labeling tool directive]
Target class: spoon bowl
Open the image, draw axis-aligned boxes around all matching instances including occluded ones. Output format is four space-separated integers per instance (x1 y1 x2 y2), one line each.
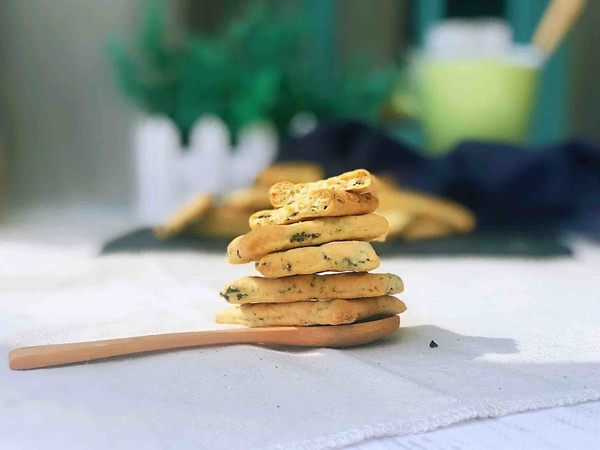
9 315 400 370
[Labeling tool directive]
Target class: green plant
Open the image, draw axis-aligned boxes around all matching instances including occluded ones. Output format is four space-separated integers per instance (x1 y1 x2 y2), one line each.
108 1 399 144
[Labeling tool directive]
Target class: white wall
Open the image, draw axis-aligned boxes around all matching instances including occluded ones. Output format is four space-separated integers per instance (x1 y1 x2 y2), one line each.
1 0 596 213
0 0 142 208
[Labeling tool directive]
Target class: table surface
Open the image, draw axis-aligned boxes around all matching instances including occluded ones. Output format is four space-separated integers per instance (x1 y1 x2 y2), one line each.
356 402 600 449
2 204 599 450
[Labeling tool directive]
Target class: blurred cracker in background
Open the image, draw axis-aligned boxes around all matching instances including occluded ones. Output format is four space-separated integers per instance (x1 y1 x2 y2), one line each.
153 194 214 239
402 217 454 241
374 177 476 241
190 204 251 239
221 187 271 211
254 162 325 187
154 162 476 243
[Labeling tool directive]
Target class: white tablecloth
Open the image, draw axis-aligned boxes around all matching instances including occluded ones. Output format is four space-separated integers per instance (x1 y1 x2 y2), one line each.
2 241 600 449
357 401 600 449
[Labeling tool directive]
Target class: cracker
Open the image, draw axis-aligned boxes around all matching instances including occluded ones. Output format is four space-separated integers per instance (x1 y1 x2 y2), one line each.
154 193 213 239
254 162 325 187
220 272 403 304
249 190 378 229
402 216 453 241
221 187 271 211
227 214 388 263
190 204 250 238
216 296 406 327
377 189 475 233
374 209 413 241
269 169 372 207
255 241 379 278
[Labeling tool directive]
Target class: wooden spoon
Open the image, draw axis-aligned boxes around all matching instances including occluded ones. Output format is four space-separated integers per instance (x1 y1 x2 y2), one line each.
9 315 400 370
532 0 587 57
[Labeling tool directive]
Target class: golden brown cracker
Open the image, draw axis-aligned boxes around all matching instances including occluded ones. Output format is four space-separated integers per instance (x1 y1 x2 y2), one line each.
190 204 250 238
377 189 475 233
402 216 454 241
154 194 213 239
269 169 372 207
227 214 388 263
216 296 406 327
255 241 379 278
254 162 325 187
250 190 378 229
220 272 403 304
375 209 414 240
221 187 271 211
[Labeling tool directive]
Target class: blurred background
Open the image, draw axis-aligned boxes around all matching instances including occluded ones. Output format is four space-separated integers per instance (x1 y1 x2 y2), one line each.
0 0 598 248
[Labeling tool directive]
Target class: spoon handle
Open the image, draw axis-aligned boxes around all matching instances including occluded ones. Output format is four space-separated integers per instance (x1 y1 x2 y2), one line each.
9 327 287 370
532 0 586 56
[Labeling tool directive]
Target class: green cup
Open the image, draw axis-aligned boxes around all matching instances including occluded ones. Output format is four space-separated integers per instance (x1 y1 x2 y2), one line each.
396 51 541 155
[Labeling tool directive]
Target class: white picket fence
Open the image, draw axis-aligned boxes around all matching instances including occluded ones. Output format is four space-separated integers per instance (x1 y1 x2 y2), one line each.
133 115 278 224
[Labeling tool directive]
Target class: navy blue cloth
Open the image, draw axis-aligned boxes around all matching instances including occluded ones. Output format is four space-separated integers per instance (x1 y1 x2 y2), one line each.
280 121 600 237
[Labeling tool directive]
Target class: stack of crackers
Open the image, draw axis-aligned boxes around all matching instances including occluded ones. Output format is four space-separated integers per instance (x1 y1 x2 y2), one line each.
216 169 406 327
